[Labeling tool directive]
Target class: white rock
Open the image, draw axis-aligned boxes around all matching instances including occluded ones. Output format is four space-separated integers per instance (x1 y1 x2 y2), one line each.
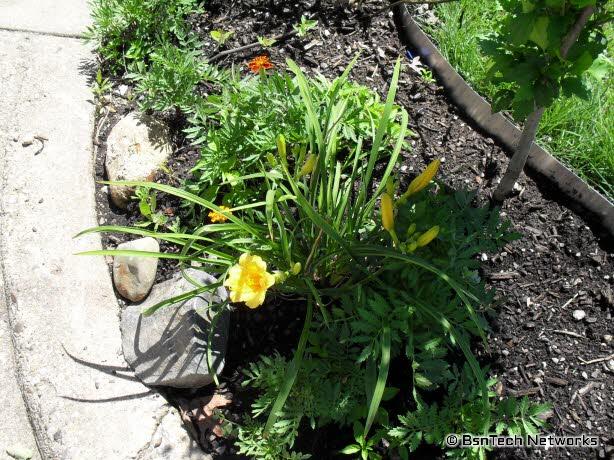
105 113 172 209
113 237 159 302
572 309 586 321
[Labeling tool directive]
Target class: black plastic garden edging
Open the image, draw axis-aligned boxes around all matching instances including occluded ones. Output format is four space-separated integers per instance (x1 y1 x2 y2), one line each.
392 4 614 240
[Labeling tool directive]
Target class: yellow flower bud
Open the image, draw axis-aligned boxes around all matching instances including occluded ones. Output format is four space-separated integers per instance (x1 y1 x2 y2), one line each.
291 262 302 275
274 270 288 283
266 152 277 167
403 159 441 199
416 226 440 247
406 223 416 237
299 154 318 177
381 193 394 232
407 241 418 253
276 134 287 165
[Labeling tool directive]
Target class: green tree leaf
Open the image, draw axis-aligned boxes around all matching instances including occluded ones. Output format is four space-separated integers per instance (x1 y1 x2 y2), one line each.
510 14 535 45
529 16 550 49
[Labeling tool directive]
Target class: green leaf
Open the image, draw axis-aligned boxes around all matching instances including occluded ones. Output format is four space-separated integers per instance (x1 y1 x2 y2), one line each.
293 15 318 37
510 14 535 46
363 327 391 436
570 0 595 6
414 373 433 389
264 296 313 434
571 50 596 75
587 55 612 80
529 16 550 49
210 29 234 45
561 76 590 99
257 36 277 47
381 387 400 401
340 445 361 455
521 0 535 12
511 87 536 119
141 282 221 316
534 79 559 107
545 0 564 7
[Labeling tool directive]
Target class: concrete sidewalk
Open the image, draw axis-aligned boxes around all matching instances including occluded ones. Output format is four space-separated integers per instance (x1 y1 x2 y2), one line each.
0 2 205 459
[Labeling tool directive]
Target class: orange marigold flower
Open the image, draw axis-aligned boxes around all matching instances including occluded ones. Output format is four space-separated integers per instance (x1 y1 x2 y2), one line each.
208 205 232 223
248 55 274 73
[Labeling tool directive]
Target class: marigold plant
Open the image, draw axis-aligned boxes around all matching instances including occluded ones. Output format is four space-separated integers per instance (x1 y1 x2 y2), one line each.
247 55 274 73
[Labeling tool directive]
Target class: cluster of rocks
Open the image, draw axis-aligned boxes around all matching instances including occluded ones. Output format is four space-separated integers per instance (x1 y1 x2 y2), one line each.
105 114 229 389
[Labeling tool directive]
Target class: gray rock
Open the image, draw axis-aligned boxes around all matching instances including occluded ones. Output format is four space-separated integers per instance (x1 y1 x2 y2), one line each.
121 269 229 388
113 237 159 302
105 113 173 209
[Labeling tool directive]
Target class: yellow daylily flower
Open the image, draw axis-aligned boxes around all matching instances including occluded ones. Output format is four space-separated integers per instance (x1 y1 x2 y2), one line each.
224 253 275 309
208 205 232 223
401 159 441 200
381 193 395 232
416 225 440 247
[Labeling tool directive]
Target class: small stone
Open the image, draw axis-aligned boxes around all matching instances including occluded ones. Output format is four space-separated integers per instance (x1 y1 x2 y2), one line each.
121 269 229 388
138 409 205 459
586 316 597 324
603 334 612 343
105 113 173 209
6 445 34 460
572 309 586 321
113 237 159 302
582 371 588 379
606 360 614 373
502 349 510 356
551 357 559 364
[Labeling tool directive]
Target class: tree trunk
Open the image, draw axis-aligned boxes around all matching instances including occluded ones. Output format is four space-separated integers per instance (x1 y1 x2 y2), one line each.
492 106 545 202
492 5 595 203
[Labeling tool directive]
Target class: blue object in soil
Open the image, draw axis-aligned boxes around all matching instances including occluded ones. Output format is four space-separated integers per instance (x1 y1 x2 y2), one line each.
405 50 415 59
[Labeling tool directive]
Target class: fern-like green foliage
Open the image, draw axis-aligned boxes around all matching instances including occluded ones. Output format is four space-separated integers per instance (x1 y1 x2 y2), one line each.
235 418 311 460
183 70 410 205
242 349 365 444
128 44 229 113
389 365 551 460
86 0 203 71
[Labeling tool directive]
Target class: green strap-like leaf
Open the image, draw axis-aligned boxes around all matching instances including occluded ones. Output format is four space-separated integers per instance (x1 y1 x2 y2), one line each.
364 326 391 436
264 296 314 435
